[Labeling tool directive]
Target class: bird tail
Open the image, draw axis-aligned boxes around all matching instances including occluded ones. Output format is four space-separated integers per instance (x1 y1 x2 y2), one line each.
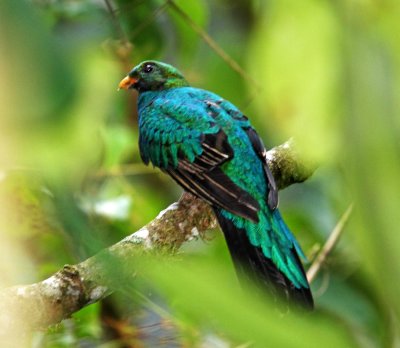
214 209 314 310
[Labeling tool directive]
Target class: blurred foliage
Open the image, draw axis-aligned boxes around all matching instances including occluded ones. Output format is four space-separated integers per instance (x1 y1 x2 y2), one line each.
1 0 400 347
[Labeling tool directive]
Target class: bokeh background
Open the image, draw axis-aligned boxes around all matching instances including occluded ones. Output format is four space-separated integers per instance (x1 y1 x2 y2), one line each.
1 0 400 347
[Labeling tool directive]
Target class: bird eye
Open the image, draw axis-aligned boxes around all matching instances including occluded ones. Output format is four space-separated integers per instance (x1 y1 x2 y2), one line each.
143 64 153 73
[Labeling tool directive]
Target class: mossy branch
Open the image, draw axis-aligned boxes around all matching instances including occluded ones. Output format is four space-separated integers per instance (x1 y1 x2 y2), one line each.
0 140 316 340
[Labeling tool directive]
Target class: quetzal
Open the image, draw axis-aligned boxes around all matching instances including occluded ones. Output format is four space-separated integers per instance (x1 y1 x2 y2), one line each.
119 61 313 309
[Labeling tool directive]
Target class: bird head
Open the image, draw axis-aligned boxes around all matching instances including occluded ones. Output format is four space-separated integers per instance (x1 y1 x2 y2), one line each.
118 61 189 92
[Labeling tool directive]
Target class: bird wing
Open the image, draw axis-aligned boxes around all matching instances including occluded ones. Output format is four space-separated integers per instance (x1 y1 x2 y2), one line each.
139 93 260 222
166 129 260 222
203 95 279 211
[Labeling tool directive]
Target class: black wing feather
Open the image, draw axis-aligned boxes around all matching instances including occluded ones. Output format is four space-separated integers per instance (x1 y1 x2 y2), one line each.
244 127 278 211
166 130 260 222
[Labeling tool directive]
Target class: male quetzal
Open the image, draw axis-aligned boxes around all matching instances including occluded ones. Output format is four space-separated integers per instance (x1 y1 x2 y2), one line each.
119 61 313 309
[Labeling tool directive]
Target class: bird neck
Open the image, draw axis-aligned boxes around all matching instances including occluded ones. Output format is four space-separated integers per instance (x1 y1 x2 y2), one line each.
164 77 190 89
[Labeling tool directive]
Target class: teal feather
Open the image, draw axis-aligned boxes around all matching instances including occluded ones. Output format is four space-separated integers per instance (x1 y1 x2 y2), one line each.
169 142 178 168
122 60 313 308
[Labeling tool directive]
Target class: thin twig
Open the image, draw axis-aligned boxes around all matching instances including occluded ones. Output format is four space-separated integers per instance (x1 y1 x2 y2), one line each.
131 1 170 40
307 203 354 284
167 0 261 90
104 0 130 44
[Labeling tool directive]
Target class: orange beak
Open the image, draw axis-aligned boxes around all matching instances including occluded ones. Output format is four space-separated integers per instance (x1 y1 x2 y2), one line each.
118 75 137 90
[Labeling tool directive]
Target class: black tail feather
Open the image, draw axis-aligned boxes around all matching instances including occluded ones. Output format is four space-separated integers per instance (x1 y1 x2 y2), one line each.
214 209 314 310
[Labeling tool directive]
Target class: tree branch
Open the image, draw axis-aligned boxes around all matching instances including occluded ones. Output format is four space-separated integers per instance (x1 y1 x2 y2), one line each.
0 140 316 338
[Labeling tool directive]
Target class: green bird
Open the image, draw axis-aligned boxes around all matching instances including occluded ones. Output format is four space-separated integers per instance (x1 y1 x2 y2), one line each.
119 61 313 309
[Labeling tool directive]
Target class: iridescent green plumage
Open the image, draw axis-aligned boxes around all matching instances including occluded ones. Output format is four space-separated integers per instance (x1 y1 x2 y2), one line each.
120 61 313 308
